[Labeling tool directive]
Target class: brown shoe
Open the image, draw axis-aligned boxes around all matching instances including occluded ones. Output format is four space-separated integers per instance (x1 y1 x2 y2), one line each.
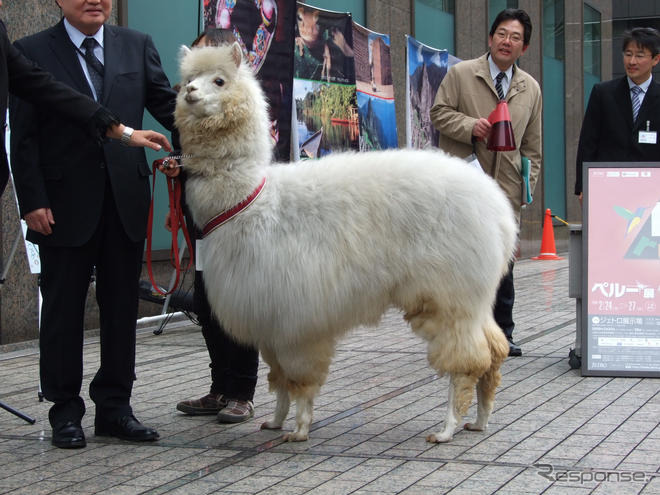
217 399 254 423
176 393 227 415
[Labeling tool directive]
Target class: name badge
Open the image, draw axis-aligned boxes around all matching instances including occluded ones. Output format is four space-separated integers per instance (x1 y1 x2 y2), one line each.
195 238 205 271
639 131 657 144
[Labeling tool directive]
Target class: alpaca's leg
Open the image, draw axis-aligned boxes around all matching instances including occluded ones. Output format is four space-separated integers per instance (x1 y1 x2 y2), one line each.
276 338 335 442
427 372 479 443
283 394 314 442
261 387 289 430
464 377 489 431
410 302 493 443
465 318 508 432
260 347 291 430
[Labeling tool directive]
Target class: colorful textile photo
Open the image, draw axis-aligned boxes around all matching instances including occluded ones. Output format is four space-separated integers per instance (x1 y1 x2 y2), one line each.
204 0 295 161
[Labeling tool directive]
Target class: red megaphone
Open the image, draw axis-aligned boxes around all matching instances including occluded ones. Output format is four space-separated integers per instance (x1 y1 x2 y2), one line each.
487 101 516 152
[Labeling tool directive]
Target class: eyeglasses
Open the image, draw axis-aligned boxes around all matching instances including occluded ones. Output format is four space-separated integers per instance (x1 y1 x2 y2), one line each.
493 30 523 44
623 51 652 60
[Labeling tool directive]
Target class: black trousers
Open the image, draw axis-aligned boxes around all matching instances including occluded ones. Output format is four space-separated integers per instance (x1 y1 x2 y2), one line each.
189 219 259 401
493 260 515 340
39 184 142 427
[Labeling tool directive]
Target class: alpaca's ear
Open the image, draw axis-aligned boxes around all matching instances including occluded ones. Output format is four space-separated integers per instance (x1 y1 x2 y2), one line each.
179 45 192 62
231 41 242 68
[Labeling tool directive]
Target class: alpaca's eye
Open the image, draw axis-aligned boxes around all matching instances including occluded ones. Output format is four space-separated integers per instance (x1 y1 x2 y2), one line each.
214 78 225 87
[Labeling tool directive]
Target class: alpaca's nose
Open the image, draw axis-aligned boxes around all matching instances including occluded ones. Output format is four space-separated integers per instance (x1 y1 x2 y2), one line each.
184 83 200 103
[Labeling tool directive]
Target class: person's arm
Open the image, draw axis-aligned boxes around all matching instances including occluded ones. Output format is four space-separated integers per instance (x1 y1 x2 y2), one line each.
575 85 602 197
7 35 170 152
430 67 482 144
519 84 543 196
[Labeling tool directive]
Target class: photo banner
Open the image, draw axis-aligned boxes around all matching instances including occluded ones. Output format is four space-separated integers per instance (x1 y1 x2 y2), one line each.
405 36 459 149
204 0 295 161
352 22 397 150
293 3 358 160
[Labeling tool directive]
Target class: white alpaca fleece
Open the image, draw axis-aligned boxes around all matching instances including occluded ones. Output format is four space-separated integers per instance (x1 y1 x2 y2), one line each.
176 44 518 443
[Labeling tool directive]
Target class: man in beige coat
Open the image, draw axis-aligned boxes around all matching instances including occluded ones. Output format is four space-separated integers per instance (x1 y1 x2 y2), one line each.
430 8 542 357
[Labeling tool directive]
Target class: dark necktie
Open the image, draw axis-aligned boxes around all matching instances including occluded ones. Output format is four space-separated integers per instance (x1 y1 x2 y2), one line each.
81 37 104 101
631 85 642 123
495 72 506 101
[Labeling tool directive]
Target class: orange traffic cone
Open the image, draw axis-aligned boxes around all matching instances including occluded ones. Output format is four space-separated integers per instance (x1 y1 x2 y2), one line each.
532 209 564 260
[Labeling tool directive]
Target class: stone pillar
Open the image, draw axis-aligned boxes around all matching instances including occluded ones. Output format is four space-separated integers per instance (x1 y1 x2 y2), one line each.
366 0 412 147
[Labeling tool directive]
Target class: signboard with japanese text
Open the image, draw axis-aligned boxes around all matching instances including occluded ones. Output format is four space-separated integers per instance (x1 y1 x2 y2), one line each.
583 162 660 377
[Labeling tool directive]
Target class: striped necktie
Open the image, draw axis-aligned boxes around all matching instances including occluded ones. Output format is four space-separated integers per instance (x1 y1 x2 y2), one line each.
495 72 506 101
631 85 642 123
82 37 104 101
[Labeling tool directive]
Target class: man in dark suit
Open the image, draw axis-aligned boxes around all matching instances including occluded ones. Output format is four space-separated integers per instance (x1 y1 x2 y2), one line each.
9 0 178 449
576 27 660 200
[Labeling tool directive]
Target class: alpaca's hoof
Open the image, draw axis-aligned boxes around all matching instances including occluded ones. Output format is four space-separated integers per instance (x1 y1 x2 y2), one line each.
260 421 282 430
426 431 453 443
283 431 308 442
464 422 485 432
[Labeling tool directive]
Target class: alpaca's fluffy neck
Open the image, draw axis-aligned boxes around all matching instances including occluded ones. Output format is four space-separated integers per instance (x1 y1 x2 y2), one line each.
180 117 270 177
179 113 271 226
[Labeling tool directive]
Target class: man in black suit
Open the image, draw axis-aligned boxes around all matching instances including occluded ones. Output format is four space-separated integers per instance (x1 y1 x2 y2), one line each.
9 0 178 449
576 27 660 200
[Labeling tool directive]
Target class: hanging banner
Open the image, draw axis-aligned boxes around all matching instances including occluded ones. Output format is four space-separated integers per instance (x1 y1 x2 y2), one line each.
204 0 295 161
293 2 358 159
352 22 397 150
405 36 459 149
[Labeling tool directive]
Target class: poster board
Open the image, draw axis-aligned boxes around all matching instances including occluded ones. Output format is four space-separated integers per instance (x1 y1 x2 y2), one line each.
582 162 660 377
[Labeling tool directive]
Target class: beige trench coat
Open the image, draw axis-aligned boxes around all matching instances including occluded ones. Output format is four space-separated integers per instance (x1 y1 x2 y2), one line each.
430 53 542 220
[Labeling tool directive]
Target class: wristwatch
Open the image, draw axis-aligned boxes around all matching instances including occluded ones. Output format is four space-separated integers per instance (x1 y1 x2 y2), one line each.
120 126 134 146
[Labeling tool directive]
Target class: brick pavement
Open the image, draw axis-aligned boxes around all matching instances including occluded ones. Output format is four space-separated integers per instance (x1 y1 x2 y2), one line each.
0 256 659 494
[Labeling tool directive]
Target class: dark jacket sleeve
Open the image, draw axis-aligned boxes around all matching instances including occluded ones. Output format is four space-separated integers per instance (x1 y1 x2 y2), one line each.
6 36 118 133
575 84 602 195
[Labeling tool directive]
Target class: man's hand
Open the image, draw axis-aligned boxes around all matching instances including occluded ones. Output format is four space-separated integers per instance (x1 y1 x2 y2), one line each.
157 157 181 178
472 118 492 141
130 130 172 152
24 208 55 235
106 124 172 152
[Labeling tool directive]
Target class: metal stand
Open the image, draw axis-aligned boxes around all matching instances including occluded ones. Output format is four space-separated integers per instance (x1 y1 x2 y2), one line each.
0 228 37 423
154 243 189 335
568 224 582 370
0 401 36 424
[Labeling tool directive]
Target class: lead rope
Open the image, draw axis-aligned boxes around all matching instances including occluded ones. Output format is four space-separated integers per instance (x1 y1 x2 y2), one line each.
146 158 194 296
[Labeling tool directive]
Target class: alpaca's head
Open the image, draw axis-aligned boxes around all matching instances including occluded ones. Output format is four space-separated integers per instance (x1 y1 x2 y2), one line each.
174 43 270 142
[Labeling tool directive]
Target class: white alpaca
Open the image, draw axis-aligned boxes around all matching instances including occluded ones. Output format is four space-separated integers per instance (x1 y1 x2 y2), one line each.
175 43 516 443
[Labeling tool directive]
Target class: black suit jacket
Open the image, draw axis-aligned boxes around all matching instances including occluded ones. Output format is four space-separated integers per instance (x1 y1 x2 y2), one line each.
575 76 660 194
9 20 177 246
0 19 105 196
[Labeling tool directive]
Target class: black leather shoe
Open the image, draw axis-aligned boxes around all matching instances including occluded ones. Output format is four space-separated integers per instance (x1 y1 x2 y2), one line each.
52 421 86 449
94 415 159 442
508 339 522 357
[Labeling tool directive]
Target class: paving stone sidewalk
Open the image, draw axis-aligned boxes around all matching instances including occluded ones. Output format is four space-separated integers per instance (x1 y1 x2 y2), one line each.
0 256 659 494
